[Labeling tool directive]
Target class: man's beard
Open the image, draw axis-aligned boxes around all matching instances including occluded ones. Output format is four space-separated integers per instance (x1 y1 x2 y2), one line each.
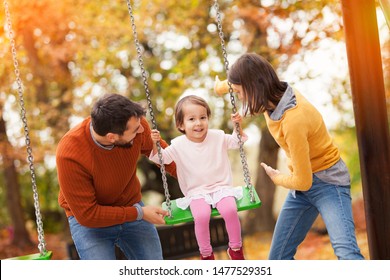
114 140 133 148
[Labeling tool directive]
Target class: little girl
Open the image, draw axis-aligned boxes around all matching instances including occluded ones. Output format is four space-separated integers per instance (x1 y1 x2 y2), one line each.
150 95 247 260
214 53 364 260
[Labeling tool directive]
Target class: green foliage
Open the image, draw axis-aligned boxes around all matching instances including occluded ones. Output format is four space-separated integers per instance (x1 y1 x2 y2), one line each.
0 174 10 227
332 126 362 194
19 166 61 212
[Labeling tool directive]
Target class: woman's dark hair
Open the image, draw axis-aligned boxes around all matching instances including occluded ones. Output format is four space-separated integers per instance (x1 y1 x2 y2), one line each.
91 93 145 136
228 53 287 116
175 95 211 134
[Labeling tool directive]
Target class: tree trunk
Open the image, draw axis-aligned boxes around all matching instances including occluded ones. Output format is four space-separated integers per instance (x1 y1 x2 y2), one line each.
243 125 279 234
0 107 33 248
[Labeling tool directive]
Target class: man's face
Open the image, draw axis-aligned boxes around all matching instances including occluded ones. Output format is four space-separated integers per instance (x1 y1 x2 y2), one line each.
114 117 144 148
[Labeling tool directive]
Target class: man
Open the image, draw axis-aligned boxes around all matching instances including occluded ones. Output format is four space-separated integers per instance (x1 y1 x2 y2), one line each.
56 93 176 260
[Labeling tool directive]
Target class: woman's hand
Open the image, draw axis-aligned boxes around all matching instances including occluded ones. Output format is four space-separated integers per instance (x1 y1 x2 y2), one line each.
261 162 280 179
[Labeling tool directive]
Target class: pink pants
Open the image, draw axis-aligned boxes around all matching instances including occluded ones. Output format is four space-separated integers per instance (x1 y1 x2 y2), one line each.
189 196 242 256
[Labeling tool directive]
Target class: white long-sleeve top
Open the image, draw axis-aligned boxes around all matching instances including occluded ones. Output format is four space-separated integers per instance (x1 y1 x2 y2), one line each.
150 129 248 206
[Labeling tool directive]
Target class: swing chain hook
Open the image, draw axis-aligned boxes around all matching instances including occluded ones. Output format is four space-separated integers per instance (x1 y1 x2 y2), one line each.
126 0 172 216
3 0 48 255
214 0 255 203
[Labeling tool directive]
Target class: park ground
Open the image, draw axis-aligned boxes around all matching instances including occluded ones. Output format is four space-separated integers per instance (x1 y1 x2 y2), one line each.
0 196 368 260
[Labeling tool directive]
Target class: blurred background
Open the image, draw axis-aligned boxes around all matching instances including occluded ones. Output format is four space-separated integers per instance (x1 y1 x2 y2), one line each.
0 0 388 260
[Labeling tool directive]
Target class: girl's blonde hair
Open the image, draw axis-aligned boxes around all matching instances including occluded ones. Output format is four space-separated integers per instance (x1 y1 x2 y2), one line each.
175 95 211 134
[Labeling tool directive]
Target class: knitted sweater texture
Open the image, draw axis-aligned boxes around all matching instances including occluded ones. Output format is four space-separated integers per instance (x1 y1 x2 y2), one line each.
264 90 340 190
56 116 176 227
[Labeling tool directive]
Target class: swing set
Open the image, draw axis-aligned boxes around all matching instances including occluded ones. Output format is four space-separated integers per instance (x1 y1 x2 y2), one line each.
2 0 52 260
3 0 389 260
2 0 260 259
125 0 261 225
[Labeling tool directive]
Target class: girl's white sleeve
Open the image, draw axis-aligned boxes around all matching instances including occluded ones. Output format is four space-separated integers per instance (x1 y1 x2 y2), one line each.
149 146 175 164
226 130 248 149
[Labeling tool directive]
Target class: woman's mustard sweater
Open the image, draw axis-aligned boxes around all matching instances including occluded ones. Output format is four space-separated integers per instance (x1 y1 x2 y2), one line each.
264 90 340 190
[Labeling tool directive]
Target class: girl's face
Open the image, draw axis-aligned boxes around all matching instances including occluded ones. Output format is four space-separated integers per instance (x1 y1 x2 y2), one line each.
232 84 244 101
179 103 209 143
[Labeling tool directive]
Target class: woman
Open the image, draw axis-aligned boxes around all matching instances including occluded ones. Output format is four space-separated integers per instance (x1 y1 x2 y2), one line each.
214 53 364 260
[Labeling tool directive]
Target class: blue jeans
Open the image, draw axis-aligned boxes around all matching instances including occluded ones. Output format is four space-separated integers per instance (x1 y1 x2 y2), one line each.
269 175 364 260
68 214 163 260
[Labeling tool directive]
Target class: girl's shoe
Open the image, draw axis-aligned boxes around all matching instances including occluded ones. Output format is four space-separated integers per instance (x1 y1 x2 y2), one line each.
227 247 245 260
200 253 215 260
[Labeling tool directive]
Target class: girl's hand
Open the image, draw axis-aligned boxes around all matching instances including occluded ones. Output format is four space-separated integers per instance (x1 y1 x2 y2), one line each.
150 129 161 144
231 112 242 125
231 112 245 136
261 162 280 179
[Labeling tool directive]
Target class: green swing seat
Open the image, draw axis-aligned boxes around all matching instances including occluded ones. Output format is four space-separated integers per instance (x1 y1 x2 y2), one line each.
7 251 53 260
163 185 261 225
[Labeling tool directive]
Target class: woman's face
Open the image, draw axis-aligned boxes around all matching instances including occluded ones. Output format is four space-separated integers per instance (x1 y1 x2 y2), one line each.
231 84 244 101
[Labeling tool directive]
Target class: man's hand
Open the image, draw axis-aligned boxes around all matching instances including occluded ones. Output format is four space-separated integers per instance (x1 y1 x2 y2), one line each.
142 205 168 225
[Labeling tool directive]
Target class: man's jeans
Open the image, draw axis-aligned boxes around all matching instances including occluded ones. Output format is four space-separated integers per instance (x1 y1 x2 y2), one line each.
269 175 364 260
68 216 163 260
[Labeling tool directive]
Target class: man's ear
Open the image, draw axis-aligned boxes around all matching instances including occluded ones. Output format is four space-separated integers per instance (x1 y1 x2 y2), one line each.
106 132 117 144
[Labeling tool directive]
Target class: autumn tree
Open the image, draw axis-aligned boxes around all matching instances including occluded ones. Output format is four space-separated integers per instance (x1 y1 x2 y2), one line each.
0 0 76 249
1 1 386 254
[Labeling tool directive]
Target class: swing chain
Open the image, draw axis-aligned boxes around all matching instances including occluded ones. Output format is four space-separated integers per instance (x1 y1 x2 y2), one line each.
3 0 47 255
214 0 254 202
126 0 172 216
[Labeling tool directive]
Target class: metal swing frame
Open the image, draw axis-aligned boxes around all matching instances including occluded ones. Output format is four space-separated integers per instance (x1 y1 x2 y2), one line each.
125 0 261 225
3 0 52 260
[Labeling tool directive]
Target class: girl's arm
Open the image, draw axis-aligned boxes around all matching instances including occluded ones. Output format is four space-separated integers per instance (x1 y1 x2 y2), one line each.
149 129 174 165
227 112 248 149
231 112 244 136
150 129 160 156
